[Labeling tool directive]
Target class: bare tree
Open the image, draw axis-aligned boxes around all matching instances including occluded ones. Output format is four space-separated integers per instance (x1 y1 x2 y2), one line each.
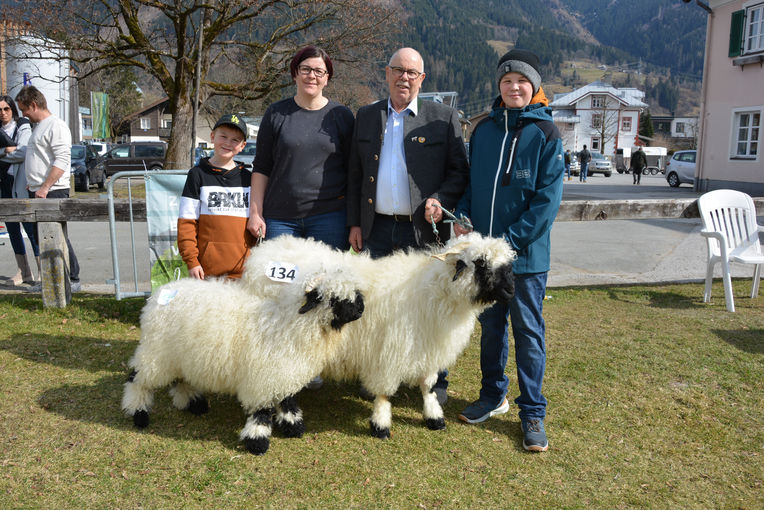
5 0 393 166
589 95 621 155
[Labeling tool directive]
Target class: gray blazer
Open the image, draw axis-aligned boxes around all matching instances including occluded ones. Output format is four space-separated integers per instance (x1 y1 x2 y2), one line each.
347 98 469 246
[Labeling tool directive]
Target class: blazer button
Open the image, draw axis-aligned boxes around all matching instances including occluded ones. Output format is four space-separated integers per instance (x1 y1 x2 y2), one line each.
369 176 374 183
367 198 373 204
373 154 379 161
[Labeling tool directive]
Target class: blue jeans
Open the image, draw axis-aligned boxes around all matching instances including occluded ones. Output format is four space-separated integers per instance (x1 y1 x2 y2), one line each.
364 213 448 390
565 164 570 180
477 272 547 420
580 162 589 181
30 189 79 282
265 209 348 250
1 170 39 256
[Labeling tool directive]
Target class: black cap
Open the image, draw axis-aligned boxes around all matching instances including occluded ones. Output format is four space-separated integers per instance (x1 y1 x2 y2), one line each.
496 49 542 95
213 114 248 139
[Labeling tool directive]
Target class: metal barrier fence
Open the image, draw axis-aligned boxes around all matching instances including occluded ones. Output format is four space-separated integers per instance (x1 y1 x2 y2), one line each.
106 169 189 300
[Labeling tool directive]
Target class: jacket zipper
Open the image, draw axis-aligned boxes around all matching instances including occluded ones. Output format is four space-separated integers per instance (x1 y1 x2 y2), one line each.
489 111 511 237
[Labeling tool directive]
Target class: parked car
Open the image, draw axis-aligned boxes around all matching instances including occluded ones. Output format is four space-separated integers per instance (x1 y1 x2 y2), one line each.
665 150 696 187
235 141 257 168
588 152 613 177
93 141 167 176
86 141 112 158
71 144 105 192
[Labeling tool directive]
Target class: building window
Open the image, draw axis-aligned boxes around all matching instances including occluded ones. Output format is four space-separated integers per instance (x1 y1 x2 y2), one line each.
730 4 764 56
746 4 764 53
591 137 601 152
161 118 172 129
591 95 605 109
591 113 602 129
622 117 632 131
140 117 151 130
733 110 760 158
676 122 685 134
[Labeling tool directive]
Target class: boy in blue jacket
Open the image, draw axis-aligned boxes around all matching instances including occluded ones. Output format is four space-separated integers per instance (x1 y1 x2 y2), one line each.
454 49 564 452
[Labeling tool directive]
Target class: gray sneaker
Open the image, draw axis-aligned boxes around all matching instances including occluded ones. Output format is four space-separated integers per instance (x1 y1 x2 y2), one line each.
458 398 509 424
521 418 548 452
305 375 323 390
70 281 81 293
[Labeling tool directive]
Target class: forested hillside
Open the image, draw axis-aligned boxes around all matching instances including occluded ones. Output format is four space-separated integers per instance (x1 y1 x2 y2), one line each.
393 0 706 116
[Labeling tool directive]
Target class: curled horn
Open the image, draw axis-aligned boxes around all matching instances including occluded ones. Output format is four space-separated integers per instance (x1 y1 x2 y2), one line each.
453 259 467 281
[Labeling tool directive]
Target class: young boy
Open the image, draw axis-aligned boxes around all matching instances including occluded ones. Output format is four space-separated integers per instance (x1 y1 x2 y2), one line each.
178 114 255 279
453 49 564 452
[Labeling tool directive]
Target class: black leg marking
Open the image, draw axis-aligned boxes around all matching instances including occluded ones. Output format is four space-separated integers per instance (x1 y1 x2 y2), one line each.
133 410 149 428
275 396 305 438
242 408 274 455
370 421 391 439
425 417 446 430
187 395 209 415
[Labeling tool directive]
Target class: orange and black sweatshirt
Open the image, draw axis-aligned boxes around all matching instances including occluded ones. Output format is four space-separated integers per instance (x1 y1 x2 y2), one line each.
178 158 255 279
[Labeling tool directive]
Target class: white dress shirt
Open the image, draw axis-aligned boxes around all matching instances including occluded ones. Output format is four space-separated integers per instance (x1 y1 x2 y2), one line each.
375 99 418 215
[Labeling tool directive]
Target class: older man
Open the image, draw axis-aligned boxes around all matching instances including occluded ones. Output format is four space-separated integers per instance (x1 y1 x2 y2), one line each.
347 47 469 404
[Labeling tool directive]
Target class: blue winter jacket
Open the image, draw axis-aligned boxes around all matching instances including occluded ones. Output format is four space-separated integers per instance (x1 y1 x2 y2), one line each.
455 98 564 274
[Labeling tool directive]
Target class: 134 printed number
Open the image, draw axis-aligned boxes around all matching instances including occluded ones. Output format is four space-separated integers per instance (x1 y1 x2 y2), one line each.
265 261 299 283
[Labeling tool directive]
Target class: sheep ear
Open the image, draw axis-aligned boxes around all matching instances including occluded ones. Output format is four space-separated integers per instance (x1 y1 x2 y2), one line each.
431 242 471 261
453 259 467 281
299 289 322 314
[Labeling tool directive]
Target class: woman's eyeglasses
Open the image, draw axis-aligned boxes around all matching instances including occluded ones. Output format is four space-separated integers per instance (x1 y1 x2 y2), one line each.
0 107 12 112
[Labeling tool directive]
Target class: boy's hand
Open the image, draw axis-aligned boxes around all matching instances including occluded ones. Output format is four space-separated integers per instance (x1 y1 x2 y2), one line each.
189 265 205 280
247 214 266 240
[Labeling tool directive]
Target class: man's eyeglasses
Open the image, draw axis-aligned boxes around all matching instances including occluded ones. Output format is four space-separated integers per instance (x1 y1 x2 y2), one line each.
297 65 328 78
388 66 423 79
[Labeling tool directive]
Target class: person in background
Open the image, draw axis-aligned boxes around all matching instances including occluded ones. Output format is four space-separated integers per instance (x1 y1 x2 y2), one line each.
564 149 571 181
15 85 80 292
631 145 647 185
0 95 38 286
578 144 591 182
178 114 254 280
453 49 564 452
346 47 470 404
247 45 355 390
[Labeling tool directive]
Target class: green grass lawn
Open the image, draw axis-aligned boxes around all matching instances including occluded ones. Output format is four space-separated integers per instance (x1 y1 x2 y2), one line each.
0 282 761 508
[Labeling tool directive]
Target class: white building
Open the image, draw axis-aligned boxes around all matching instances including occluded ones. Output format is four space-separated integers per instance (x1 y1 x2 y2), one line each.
695 0 764 194
1 26 78 138
549 81 648 156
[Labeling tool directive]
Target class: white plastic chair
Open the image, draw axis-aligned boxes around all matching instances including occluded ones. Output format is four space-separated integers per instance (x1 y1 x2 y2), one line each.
698 189 764 312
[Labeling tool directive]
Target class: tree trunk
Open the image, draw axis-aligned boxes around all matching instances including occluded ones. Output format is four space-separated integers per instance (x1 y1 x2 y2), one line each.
165 96 194 170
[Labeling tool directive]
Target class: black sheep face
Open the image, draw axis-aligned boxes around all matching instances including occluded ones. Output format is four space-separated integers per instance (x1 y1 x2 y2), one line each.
472 257 515 304
330 291 365 330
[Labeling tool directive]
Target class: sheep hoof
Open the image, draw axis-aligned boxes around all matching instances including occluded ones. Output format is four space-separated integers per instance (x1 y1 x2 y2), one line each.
186 396 209 416
243 436 270 455
425 417 446 430
133 410 149 428
370 422 390 439
276 418 305 438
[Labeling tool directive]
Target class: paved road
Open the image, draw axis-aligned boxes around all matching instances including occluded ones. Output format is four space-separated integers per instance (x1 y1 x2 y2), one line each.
0 171 757 293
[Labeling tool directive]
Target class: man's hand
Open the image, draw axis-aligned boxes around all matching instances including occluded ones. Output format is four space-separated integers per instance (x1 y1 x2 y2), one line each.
349 226 363 252
188 265 205 280
453 217 473 237
34 185 50 199
424 198 442 224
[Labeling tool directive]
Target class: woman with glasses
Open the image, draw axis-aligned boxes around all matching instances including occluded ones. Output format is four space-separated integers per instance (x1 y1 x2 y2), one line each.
247 45 354 389
0 95 38 286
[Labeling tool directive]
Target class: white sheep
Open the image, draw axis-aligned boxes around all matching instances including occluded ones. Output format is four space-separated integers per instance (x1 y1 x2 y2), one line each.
241 232 516 438
121 270 364 455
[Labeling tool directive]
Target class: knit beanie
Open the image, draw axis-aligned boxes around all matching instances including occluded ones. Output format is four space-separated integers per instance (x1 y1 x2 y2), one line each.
496 49 542 95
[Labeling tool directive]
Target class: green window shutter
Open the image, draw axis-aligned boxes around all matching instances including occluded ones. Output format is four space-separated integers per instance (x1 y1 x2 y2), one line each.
729 9 746 57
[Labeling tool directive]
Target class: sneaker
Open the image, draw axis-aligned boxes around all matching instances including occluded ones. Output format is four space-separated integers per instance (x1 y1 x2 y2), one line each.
305 375 323 390
70 281 81 293
458 398 509 424
521 418 549 452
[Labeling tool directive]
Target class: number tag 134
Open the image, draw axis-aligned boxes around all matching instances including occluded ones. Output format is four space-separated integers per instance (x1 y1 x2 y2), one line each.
265 261 299 283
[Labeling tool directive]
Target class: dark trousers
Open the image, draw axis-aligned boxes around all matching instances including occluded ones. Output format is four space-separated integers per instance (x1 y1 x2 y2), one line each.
633 167 642 184
365 214 448 390
29 189 79 282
